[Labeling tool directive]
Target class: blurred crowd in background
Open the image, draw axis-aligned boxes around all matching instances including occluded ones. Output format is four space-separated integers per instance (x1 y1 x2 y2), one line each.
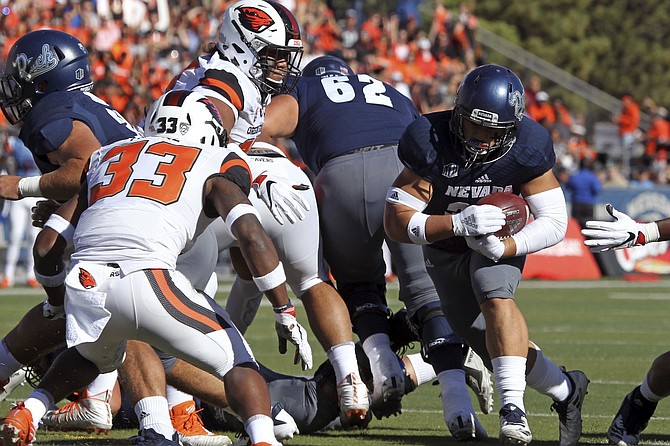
2 0 670 187
1 0 670 283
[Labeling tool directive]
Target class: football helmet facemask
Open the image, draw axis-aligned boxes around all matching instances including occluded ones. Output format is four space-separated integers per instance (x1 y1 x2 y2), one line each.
302 55 354 77
144 90 228 148
451 64 525 169
217 0 303 96
0 29 93 125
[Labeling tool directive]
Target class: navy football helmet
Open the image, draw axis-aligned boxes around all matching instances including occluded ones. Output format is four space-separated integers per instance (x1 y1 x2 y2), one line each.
451 64 525 168
0 29 92 125
302 55 354 77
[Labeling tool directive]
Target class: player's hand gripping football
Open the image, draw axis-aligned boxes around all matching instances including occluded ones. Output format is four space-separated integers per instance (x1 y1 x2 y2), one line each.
582 204 658 252
273 302 313 370
451 204 506 237
465 234 505 261
252 171 311 225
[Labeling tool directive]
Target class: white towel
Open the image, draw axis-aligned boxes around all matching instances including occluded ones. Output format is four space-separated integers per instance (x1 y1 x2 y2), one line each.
64 262 115 348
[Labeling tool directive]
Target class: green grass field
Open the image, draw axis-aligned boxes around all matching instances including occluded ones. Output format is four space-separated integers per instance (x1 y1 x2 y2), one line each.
0 278 669 445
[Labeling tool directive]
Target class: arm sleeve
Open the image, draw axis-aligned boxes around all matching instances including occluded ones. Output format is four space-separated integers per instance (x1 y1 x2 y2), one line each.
512 187 568 256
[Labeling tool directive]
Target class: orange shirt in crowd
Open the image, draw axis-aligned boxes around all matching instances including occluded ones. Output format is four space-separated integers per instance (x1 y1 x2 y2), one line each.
646 115 670 156
616 95 641 135
527 102 556 127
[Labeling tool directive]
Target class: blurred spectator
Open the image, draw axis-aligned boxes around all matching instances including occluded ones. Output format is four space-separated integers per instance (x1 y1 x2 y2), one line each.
564 157 602 228
527 91 556 129
644 107 670 167
630 168 655 190
552 95 573 140
614 93 641 179
0 136 40 289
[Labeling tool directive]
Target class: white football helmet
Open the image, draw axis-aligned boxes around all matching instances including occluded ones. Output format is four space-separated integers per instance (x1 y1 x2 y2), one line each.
217 0 303 95
144 90 227 147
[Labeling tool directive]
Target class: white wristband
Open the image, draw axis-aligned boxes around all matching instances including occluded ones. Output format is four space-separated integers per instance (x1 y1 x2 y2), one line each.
44 214 75 245
225 203 261 237
641 222 661 244
252 262 286 292
407 212 431 245
34 268 67 288
18 176 42 198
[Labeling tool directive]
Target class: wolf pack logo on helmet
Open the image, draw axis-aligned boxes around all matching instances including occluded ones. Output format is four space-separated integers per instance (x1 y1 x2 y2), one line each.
237 6 275 33
0 29 92 124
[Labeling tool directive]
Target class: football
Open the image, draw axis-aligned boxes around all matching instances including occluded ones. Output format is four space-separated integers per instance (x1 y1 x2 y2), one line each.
477 192 530 238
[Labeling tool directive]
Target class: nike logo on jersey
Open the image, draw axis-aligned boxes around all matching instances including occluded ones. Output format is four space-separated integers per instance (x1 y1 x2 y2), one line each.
445 185 514 199
475 174 492 183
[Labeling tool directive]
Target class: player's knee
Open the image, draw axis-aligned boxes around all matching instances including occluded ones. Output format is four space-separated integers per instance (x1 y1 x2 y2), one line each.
153 348 178 374
411 303 462 370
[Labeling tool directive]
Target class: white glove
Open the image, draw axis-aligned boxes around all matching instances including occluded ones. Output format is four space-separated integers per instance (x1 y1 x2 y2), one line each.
252 171 311 225
582 204 660 252
273 303 313 370
452 205 506 237
465 234 505 261
42 301 65 320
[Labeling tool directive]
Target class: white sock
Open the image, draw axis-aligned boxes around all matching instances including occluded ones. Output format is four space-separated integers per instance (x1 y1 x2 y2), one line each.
24 389 54 430
492 356 527 411
244 414 276 445
407 353 436 386
438 369 476 421
525 346 571 402
86 371 117 398
327 341 358 384
0 341 22 380
362 333 404 395
134 396 174 440
640 376 663 403
166 385 194 409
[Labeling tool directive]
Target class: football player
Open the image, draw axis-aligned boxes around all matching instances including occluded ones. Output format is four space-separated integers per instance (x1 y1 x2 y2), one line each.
165 0 369 427
582 205 670 446
259 55 490 439
0 90 289 446
0 27 141 439
383 63 588 446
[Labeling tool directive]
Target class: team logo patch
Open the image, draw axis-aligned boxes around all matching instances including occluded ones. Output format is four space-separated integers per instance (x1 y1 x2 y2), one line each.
510 89 525 121
442 163 459 178
79 268 96 289
237 6 274 32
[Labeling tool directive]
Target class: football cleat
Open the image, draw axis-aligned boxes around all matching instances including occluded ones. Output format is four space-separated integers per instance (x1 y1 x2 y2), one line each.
41 389 112 433
0 402 36 446
551 368 589 446
446 411 488 441
0 369 27 403
336 372 370 427
607 386 657 446
170 400 232 446
129 428 181 446
0 277 12 289
499 403 532 446
463 345 494 414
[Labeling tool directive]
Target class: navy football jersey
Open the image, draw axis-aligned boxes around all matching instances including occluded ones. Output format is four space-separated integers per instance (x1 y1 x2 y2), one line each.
19 90 140 174
289 73 419 173
398 110 555 253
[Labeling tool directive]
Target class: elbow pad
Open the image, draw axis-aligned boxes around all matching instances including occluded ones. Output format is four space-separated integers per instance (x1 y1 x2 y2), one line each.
512 187 568 256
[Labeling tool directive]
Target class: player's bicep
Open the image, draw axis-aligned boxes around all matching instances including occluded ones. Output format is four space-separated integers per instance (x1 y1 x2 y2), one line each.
262 95 299 139
520 169 561 198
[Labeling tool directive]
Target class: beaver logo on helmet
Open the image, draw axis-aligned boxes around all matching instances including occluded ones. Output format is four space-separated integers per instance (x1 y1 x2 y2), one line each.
237 6 274 33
